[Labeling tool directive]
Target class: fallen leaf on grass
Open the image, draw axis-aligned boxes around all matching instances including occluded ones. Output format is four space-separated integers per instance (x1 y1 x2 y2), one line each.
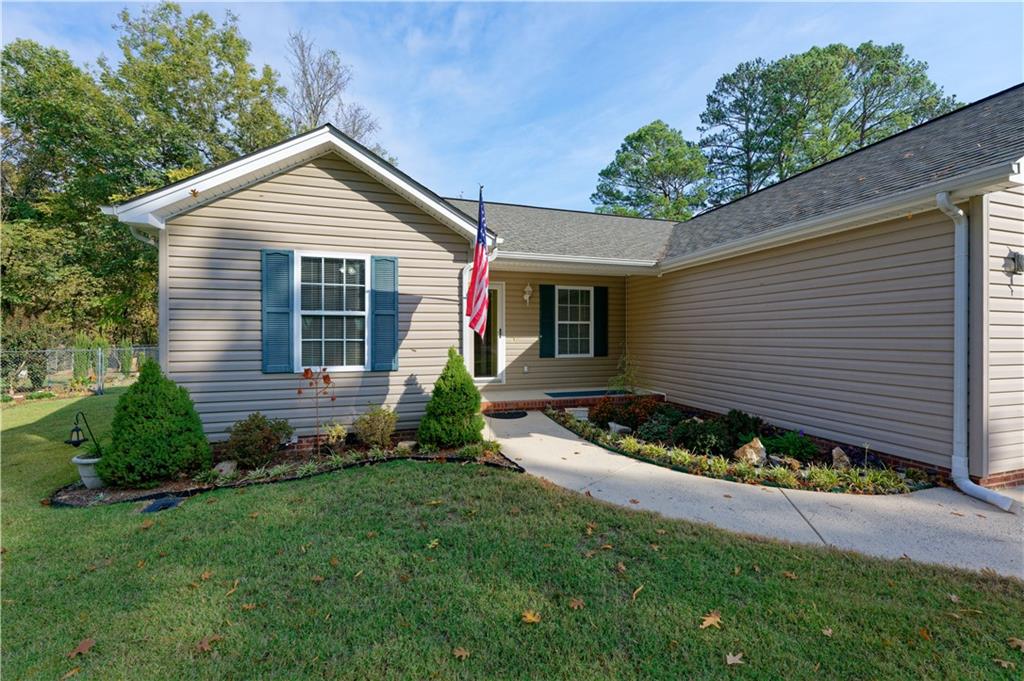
585 522 596 535
752 565 761 573
249 512 259 519
655 529 667 535
426 538 440 550
700 610 722 630
948 593 960 603
196 634 223 653
615 562 627 574
822 628 833 637
569 598 585 610
330 556 340 567
521 610 542 624
60 667 81 680
398 574 411 583
67 639 95 659
600 544 613 550
140 519 154 531
782 571 798 580
200 570 213 581
649 543 660 551
452 647 470 661
137 560 146 569
919 627 931 641
629 499 640 505
366 531 378 539
311 575 324 583
426 499 443 506
993 659 1016 670
632 584 644 601
981 568 998 577
225 579 239 597
733 566 741 576
241 603 257 611
1008 637 1024 652
353 570 363 579
726 652 744 666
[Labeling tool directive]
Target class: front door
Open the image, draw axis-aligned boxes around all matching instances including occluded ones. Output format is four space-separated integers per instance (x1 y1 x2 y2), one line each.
472 283 504 381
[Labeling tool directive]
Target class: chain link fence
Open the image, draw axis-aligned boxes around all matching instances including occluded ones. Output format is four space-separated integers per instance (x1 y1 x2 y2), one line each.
1 346 158 395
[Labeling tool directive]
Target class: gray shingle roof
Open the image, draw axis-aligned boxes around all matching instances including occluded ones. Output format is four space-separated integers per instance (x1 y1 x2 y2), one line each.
445 84 1024 263
443 200 676 261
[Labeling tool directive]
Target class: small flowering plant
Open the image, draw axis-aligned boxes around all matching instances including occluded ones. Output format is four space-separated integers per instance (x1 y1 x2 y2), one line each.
297 367 336 451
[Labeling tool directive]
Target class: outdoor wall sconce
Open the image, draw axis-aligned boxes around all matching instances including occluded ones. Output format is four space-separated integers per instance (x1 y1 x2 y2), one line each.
523 283 533 306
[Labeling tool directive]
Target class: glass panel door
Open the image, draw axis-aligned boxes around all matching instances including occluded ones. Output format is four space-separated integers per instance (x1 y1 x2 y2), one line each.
473 287 499 378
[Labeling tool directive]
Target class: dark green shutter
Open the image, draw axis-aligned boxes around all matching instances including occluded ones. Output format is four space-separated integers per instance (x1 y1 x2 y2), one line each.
594 286 609 357
371 256 399 371
261 249 294 373
539 284 555 358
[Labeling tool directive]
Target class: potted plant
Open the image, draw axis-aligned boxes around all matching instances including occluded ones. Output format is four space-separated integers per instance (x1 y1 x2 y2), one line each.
64 411 105 489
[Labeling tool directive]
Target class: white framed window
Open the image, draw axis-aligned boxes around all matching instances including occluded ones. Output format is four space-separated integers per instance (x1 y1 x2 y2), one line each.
293 252 370 372
555 286 593 358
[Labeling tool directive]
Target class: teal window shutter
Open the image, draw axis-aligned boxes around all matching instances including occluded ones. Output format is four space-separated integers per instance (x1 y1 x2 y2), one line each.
371 255 399 371
594 286 609 357
539 284 555 358
261 249 294 373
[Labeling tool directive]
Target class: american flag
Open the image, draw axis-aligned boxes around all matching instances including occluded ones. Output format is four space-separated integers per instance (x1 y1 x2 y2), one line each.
466 187 489 337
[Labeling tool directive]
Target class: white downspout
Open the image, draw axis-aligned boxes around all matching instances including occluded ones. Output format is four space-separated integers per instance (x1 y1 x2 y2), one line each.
936 192 1015 512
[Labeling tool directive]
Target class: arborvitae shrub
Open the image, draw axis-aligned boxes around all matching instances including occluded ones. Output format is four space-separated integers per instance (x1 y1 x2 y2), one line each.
417 347 483 449
96 360 211 487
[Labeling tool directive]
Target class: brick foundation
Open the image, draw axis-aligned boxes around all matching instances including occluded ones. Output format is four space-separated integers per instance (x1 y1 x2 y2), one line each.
976 469 1024 489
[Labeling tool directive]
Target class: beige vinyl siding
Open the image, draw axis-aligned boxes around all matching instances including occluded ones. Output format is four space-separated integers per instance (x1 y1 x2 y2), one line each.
490 270 625 390
986 187 1024 474
628 210 956 468
165 153 468 436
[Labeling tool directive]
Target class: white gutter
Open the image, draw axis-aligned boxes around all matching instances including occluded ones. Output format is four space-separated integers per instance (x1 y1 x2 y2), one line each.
128 225 157 248
936 191 1014 512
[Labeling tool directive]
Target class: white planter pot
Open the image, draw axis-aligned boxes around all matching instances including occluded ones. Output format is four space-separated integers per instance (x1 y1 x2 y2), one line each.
71 455 104 489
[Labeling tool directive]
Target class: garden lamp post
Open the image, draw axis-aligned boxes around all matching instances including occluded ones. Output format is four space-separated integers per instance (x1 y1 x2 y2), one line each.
65 411 104 489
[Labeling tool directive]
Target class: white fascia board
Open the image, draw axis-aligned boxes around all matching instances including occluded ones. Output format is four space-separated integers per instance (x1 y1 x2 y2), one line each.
101 127 481 242
658 160 1022 275
494 251 658 275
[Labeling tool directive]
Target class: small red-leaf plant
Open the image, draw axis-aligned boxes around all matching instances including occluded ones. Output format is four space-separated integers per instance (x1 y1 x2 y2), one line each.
297 367 337 451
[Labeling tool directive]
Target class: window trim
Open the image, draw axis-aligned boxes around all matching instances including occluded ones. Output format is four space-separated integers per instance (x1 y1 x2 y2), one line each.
292 250 371 373
554 285 594 358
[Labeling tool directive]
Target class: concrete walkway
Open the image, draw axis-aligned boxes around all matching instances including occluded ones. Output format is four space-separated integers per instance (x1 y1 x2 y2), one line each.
485 411 1024 579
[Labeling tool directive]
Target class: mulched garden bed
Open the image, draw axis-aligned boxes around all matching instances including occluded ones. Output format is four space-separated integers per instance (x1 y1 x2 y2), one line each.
49 440 522 508
546 406 941 495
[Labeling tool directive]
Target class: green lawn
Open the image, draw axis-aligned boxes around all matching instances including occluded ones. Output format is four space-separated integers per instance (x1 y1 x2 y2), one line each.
3 391 1022 679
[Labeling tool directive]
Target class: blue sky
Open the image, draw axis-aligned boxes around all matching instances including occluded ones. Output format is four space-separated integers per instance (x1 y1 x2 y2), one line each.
3 2 1022 209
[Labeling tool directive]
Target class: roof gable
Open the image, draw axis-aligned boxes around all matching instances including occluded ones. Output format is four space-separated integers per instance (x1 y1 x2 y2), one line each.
103 125 484 243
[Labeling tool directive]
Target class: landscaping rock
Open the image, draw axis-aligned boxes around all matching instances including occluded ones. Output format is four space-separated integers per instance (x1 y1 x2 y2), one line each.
566 407 590 421
213 460 237 477
397 440 418 452
831 447 851 469
733 438 766 466
608 422 632 435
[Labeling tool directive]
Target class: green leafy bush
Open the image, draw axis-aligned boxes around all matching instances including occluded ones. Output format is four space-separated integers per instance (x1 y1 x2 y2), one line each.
763 466 799 488
722 409 763 446
96 360 211 487
762 431 819 462
636 410 684 443
708 456 729 477
355 405 398 448
671 419 731 456
118 340 134 377
323 422 348 448
26 391 56 400
1 394 13 403
730 461 759 483
417 347 484 449
806 465 841 490
224 412 294 468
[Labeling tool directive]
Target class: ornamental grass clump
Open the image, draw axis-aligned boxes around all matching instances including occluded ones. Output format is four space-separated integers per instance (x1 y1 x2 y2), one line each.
417 347 484 449
96 360 211 487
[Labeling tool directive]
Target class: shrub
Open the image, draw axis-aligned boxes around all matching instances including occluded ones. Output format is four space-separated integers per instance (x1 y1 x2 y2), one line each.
72 333 92 385
618 436 643 455
671 419 731 456
0 394 12 403
762 431 819 462
667 447 694 467
323 422 348 448
722 409 763 446
590 395 660 430
355 405 398 448
730 461 759 483
224 412 294 468
118 340 134 377
588 397 621 429
96 360 211 487
708 456 729 477
417 347 484 448
26 391 55 400
636 411 683 443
